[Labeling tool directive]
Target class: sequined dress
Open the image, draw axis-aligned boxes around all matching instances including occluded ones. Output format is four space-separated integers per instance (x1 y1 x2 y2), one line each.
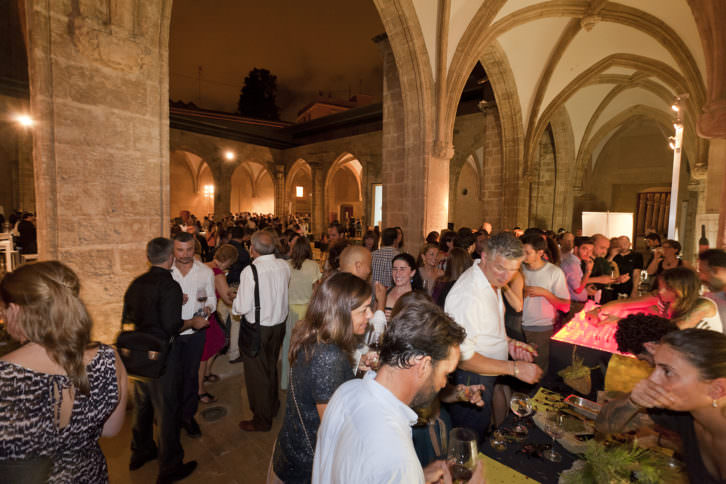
0 344 119 483
272 343 353 483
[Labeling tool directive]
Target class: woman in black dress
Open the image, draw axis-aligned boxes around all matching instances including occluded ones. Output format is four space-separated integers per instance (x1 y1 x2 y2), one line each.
271 272 372 483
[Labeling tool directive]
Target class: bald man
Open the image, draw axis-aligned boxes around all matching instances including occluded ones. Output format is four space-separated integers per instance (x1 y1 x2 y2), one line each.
339 245 373 281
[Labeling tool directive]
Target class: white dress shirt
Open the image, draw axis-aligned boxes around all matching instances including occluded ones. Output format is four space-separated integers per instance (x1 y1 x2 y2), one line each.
312 371 424 484
171 260 216 335
444 261 508 361
232 254 291 326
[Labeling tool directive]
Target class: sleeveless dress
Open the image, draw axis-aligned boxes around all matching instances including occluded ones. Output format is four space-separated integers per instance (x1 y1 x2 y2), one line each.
201 266 227 361
0 344 119 483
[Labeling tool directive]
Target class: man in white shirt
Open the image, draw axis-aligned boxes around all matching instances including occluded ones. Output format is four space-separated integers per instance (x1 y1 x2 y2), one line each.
171 232 216 438
313 296 484 484
520 234 570 375
233 230 291 432
444 232 542 440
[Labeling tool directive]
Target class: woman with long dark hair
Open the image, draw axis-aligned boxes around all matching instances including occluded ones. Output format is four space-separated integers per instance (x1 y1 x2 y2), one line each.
593 267 722 332
0 261 128 482
596 329 726 483
384 253 423 321
280 237 321 391
270 272 372 483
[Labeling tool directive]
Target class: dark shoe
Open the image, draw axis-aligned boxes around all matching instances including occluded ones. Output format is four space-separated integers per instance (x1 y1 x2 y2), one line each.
156 460 198 483
228 355 244 364
238 419 271 432
182 418 202 438
130 447 158 471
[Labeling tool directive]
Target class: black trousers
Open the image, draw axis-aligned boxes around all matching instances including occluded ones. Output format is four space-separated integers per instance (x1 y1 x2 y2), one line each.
131 342 184 474
176 330 206 422
242 322 285 427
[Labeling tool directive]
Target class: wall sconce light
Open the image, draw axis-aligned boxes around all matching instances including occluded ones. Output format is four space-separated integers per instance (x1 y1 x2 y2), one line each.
15 114 34 127
224 150 235 161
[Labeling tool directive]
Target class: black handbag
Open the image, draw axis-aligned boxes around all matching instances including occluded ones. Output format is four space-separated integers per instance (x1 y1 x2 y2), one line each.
239 264 261 358
116 305 173 379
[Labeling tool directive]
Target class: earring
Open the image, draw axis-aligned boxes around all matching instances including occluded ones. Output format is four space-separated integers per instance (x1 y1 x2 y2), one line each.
713 400 718 408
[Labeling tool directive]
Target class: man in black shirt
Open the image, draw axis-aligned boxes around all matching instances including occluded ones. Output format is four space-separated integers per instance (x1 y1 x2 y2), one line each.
613 236 644 297
125 238 201 483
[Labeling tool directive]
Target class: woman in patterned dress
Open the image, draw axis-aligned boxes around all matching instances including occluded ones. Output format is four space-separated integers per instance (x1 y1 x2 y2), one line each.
0 261 128 483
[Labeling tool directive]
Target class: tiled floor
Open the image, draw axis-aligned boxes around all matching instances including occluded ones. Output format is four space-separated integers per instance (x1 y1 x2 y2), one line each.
102 357 284 484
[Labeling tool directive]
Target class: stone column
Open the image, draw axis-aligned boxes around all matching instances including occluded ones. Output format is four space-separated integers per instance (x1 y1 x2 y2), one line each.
310 162 325 237
23 0 172 342
377 34 444 255
212 161 232 219
688 0 726 247
274 164 285 218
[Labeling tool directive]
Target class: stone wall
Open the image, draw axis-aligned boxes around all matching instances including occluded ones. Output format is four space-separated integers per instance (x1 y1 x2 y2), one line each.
23 0 172 342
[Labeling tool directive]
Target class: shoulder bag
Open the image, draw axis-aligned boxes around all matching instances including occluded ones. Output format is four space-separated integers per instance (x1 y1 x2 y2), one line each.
239 264 262 358
116 304 174 379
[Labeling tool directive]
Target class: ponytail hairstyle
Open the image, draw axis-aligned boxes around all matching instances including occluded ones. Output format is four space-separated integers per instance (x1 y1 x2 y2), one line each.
1 261 94 394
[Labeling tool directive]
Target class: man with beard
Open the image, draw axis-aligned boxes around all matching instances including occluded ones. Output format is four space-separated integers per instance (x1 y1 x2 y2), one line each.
698 249 726 326
312 296 484 484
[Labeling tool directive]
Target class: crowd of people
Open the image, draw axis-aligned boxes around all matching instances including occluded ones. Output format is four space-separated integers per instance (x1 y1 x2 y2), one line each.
1 208 726 483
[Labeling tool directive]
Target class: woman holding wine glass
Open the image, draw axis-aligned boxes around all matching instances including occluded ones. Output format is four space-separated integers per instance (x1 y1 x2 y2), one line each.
270 272 372 483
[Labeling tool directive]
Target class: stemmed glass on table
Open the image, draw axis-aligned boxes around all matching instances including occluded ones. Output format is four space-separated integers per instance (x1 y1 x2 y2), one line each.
543 410 565 462
509 392 533 441
447 428 477 484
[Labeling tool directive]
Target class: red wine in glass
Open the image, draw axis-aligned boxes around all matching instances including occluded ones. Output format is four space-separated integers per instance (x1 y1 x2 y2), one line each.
449 463 473 481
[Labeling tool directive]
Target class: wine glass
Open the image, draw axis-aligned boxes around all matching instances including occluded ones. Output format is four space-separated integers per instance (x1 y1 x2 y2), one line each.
509 392 533 440
194 287 208 317
543 411 565 463
447 428 478 484
365 327 384 370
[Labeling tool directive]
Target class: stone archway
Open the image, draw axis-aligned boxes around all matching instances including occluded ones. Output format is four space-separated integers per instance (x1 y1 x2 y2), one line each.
230 161 275 214
285 159 312 216
170 150 216 218
325 153 363 223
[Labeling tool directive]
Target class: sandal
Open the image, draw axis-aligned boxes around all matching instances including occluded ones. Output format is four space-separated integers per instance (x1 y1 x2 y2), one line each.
204 374 220 383
198 392 217 404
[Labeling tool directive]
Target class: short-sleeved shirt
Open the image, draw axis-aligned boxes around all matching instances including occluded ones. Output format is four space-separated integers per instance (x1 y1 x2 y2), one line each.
522 262 570 329
288 259 321 306
273 343 353 483
371 247 399 288
444 261 508 361
613 251 644 295
648 409 726 484
312 371 423 484
706 291 726 332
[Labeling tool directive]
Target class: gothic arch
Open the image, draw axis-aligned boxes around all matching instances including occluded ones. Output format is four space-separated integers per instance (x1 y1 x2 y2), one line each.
478 41 527 225
325 153 363 222
575 105 677 190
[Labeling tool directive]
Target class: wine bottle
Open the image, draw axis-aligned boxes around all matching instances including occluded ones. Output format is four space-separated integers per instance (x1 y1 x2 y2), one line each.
699 224 709 253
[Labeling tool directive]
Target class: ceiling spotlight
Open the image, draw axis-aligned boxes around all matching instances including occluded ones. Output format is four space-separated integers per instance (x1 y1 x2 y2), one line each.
224 150 235 161
16 115 34 127
671 104 679 112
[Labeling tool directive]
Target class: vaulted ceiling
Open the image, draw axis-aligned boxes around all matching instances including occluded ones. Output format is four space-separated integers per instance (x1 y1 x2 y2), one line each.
413 0 708 174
